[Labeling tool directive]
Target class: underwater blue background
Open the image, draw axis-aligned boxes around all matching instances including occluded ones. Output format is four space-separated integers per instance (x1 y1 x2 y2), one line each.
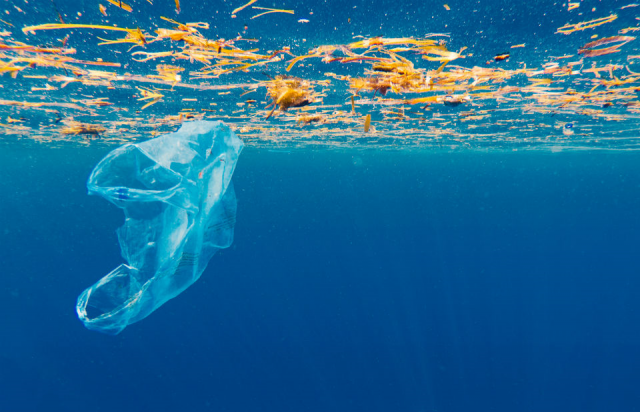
1 145 640 412
3 0 640 410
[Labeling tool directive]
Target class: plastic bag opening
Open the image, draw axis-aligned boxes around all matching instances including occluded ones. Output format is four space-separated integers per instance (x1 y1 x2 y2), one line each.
76 121 243 335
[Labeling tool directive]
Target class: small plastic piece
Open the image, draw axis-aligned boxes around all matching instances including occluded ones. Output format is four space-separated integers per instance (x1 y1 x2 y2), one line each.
76 121 243 335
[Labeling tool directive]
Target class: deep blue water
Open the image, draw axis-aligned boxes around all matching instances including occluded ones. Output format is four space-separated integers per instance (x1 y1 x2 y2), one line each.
3 0 640 409
1 145 639 411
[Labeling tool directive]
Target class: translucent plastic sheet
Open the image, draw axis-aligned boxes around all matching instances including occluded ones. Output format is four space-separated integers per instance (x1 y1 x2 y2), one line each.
76 121 243 334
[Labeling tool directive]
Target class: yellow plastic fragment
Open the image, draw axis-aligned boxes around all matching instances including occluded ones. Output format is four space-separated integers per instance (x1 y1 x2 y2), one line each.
556 14 618 35
232 0 258 15
251 7 294 20
286 54 318 71
23 23 139 35
136 87 164 110
106 0 133 12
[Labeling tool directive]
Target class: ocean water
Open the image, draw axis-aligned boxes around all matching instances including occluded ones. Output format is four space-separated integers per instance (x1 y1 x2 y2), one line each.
2 145 640 411
2 0 640 411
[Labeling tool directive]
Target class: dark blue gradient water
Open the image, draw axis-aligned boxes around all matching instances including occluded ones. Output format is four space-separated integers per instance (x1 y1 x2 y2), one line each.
1 144 639 412
3 0 640 410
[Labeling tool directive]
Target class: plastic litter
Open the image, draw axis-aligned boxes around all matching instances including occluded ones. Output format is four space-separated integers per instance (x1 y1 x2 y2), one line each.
76 121 243 335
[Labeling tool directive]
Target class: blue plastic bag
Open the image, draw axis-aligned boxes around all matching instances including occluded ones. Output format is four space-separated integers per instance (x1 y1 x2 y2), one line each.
76 121 243 334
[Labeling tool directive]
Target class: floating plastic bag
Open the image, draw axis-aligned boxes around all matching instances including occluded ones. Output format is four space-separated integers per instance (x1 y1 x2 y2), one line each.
76 121 243 335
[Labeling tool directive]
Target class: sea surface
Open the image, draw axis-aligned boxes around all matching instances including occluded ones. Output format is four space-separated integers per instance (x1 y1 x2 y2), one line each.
2 0 640 411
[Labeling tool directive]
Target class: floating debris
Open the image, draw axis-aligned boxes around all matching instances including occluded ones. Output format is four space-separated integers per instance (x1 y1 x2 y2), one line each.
1 2 640 149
